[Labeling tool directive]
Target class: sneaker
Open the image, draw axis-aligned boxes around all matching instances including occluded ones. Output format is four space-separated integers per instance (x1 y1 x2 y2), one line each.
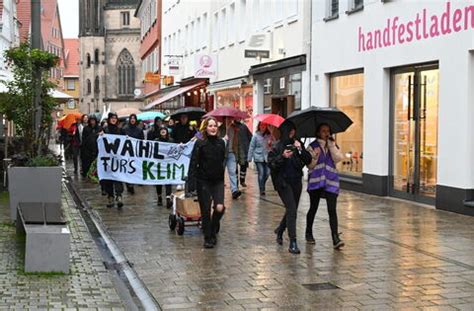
332 233 345 249
305 233 316 244
203 240 214 249
116 195 124 209
106 197 114 208
232 191 242 200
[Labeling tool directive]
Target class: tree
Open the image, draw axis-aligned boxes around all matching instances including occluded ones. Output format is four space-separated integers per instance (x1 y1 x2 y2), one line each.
0 43 60 157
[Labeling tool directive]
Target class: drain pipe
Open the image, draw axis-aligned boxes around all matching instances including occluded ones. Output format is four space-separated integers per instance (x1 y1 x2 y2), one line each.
64 176 160 311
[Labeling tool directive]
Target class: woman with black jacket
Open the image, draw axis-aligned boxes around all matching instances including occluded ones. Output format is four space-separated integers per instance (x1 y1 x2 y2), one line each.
189 117 226 249
102 112 126 208
268 121 312 254
123 114 144 195
148 125 173 208
81 115 101 178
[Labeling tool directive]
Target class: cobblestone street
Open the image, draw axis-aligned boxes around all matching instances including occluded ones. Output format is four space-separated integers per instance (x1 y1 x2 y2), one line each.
72 168 474 310
0 186 124 310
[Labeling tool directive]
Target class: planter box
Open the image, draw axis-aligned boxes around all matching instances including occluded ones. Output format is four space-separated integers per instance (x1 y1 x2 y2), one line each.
8 166 62 221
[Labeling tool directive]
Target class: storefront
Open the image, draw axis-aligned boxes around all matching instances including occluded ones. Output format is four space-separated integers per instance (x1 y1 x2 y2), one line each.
207 77 254 130
251 55 306 119
311 1 474 215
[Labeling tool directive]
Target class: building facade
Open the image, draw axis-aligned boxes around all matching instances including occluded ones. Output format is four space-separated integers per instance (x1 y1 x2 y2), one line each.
0 0 20 79
135 0 161 102
311 0 474 215
150 0 312 120
79 0 142 114
62 39 80 115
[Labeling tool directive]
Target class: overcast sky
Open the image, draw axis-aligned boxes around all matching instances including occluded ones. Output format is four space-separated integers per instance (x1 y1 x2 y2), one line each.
58 0 79 38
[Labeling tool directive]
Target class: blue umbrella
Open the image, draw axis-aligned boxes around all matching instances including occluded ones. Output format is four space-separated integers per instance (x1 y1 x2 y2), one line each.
137 111 166 122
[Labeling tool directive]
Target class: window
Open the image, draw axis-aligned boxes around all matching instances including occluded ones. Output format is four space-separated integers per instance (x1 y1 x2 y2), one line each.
286 0 298 19
86 53 91 68
219 8 227 48
328 0 339 17
252 0 260 32
94 49 99 64
228 3 236 45
117 49 135 96
121 11 130 26
273 0 284 24
238 0 247 41
212 13 219 51
86 79 91 94
329 72 364 177
195 18 200 50
190 22 195 53
94 76 100 94
202 13 208 48
354 0 363 9
66 79 75 90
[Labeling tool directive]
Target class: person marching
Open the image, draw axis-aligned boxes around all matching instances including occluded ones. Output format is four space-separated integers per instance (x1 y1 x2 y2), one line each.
102 112 126 208
148 124 173 208
189 117 226 249
81 115 101 178
305 123 345 249
69 114 88 174
123 114 144 195
268 121 312 254
247 122 272 196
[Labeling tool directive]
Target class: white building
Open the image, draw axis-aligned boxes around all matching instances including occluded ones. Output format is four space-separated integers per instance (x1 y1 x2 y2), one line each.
311 0 474 215
147 0 312 128
0 0 20 86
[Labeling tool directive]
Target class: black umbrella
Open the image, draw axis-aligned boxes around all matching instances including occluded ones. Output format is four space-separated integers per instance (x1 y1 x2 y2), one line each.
286 106 353 138
170 107 206 121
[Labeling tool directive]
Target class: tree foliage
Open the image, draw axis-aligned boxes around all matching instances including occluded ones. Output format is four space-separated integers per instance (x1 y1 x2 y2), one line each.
0 43 60 157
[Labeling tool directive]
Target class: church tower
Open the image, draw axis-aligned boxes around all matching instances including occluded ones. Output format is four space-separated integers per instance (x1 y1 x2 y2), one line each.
79 0 105 37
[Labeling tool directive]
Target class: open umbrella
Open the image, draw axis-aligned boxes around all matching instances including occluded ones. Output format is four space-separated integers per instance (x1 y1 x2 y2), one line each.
116 107 141 118
60 112 82 129
171 107 206 121
254 114 286 128
286 106 353 138
203 106 248 121
137 111 166 122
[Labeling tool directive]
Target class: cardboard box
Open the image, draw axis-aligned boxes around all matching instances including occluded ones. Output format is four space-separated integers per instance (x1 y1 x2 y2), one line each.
175 193 201 218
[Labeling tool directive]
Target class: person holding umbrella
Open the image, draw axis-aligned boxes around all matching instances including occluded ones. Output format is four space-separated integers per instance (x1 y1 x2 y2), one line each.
247 122 272 196
305 123 345 249
268 121 312 254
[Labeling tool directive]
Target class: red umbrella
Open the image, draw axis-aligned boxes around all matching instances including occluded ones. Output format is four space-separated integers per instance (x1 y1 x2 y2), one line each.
254 114 286 128
203 106 248 121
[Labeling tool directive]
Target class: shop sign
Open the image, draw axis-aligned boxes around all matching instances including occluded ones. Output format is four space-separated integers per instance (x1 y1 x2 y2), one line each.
194 54 217 79
245 33 271 59
144 72 161 84
165 55 182 75
162 75 174 86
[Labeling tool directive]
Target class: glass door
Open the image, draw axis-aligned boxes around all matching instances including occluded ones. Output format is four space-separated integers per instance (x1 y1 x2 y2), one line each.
391 65 439 204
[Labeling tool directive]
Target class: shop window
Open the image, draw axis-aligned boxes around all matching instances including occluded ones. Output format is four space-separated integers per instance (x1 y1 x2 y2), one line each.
330 71 364 177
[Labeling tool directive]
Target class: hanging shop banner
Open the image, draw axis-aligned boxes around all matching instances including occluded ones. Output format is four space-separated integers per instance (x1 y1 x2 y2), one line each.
97 134 195 185
194 54 217 79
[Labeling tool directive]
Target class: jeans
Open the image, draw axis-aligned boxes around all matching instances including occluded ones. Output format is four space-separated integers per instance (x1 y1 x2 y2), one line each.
255 162 270 193
196 180 225 241
276 180 303 240
226 152 238 193
307 189 339 237
103 180 124 198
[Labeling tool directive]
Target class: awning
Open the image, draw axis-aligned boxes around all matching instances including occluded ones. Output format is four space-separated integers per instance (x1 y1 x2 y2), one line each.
206 76 248 93
142 82 205 111
50 89 73 99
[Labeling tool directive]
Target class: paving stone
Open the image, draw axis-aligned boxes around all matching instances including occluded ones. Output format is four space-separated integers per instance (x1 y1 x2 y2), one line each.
71 164 474 310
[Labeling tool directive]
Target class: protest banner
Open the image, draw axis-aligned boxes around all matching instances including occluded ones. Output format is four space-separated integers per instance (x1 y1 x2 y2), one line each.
97 134 195 185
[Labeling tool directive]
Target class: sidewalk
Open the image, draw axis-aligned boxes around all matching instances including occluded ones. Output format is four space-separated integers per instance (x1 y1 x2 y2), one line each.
72 167 474 310
0 187 125 310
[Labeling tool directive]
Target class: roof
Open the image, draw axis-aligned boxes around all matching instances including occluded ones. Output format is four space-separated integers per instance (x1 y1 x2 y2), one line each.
17 0 60 45
63 39 79 76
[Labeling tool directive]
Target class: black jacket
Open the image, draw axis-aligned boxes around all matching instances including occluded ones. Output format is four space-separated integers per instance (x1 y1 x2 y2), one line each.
189 136 226 182
81 125 101 158
104 124 125 135
124 124 144 140
268 139 312 190
172 123 195 143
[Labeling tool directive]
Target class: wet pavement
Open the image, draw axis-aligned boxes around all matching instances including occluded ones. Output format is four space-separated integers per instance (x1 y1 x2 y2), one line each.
71 167 474 310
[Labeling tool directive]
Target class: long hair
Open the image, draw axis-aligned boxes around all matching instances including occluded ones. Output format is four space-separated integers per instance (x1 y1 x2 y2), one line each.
200 117 219 140
257 122 270 135
316 123 332 139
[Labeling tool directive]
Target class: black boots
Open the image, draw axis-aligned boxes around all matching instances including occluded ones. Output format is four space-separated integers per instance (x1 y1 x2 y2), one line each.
106 196 114 208
166 196 172 209
203 207 225 249
332 233 345 249
288 239 301 254
274 228 283 245
157 196 163 206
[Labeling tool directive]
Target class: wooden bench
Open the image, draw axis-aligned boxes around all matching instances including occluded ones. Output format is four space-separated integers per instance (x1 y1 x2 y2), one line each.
16 202 70 273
